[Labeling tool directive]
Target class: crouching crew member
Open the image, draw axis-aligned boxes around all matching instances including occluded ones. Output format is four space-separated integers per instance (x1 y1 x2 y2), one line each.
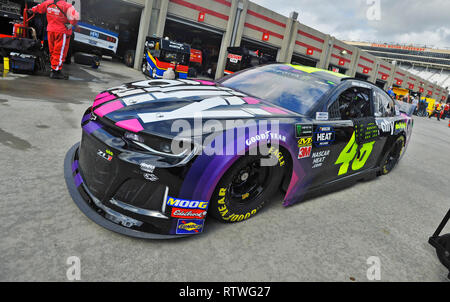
29 0 79 80
429 101 442 121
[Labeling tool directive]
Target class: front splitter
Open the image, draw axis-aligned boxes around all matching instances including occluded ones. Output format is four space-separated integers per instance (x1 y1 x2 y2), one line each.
64 142 186 240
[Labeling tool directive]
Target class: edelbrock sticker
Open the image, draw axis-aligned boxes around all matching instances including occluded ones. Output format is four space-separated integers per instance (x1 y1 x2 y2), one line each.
171 208 207 219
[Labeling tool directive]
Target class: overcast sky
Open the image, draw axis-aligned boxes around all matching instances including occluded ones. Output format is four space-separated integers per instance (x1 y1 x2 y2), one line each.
252 0 450 49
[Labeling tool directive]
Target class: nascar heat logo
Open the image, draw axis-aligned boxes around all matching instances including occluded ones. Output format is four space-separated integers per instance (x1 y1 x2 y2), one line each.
314 126 335 147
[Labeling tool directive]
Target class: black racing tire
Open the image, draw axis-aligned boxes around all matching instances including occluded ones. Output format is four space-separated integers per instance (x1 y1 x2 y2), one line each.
124 50 135 67
209 149 286 223
74 52 93 65
380 135 405 175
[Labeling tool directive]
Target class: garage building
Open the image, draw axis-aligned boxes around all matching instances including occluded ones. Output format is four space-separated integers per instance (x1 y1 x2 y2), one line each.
17 0 448 98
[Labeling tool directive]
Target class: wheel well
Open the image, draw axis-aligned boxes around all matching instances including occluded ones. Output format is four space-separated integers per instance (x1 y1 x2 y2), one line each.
377 133 406 167
202 144 295 203
230 145 294 194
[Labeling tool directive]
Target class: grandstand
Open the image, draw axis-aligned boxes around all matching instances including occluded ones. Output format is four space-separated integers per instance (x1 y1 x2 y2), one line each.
404 66 450 89
345 41 450 91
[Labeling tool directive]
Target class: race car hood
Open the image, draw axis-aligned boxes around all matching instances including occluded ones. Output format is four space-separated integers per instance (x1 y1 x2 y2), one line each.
91 79 299 138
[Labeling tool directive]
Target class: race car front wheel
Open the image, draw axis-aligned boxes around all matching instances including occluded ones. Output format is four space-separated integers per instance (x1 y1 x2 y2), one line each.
381 136 405 175
209 151 285 223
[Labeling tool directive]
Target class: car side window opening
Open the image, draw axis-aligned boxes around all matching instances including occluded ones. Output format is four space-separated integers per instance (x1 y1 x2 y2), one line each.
335 86 372 120
373 90 395 117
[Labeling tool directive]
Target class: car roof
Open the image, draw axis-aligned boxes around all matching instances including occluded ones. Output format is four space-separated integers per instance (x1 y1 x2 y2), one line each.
288 64 350 81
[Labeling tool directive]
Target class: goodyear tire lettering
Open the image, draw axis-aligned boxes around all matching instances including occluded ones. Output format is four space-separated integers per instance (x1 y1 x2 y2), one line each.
269 147 285 167
219 188 227 196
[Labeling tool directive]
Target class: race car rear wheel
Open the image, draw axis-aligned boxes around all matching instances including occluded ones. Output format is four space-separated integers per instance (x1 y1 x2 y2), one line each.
381 136 405 175
209 151 285 223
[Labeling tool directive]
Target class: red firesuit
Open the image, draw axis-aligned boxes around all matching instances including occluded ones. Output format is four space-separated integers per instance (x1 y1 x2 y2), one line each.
31 0 79 71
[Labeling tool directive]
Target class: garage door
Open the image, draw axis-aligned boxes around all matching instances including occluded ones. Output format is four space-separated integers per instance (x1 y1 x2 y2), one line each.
164 16 224 79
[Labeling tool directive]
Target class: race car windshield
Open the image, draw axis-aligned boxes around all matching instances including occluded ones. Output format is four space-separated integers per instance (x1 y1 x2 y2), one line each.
219 64 339 115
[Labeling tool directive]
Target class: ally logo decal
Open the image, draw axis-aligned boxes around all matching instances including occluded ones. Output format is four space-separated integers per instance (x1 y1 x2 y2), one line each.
335 132 375 175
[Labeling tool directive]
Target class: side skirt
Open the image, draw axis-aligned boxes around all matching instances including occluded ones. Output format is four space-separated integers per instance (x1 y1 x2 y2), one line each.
303 168 379 200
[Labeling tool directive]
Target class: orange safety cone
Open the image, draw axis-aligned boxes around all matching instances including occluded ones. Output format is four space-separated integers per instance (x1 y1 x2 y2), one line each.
448 119 450 128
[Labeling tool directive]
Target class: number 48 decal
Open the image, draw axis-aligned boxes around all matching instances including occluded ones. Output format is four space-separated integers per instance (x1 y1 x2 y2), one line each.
335 132 375 175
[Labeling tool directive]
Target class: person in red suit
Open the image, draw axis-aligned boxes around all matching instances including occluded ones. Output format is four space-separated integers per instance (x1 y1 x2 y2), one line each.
29 0 79 79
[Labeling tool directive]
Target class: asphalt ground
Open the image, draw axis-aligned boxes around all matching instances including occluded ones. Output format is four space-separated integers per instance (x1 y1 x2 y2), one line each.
0 61 449 281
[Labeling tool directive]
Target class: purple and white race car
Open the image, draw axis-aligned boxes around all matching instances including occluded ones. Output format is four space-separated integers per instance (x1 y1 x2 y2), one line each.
64 64 413 238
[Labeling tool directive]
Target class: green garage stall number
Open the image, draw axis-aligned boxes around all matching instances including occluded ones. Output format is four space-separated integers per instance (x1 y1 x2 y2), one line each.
335 132 375 176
